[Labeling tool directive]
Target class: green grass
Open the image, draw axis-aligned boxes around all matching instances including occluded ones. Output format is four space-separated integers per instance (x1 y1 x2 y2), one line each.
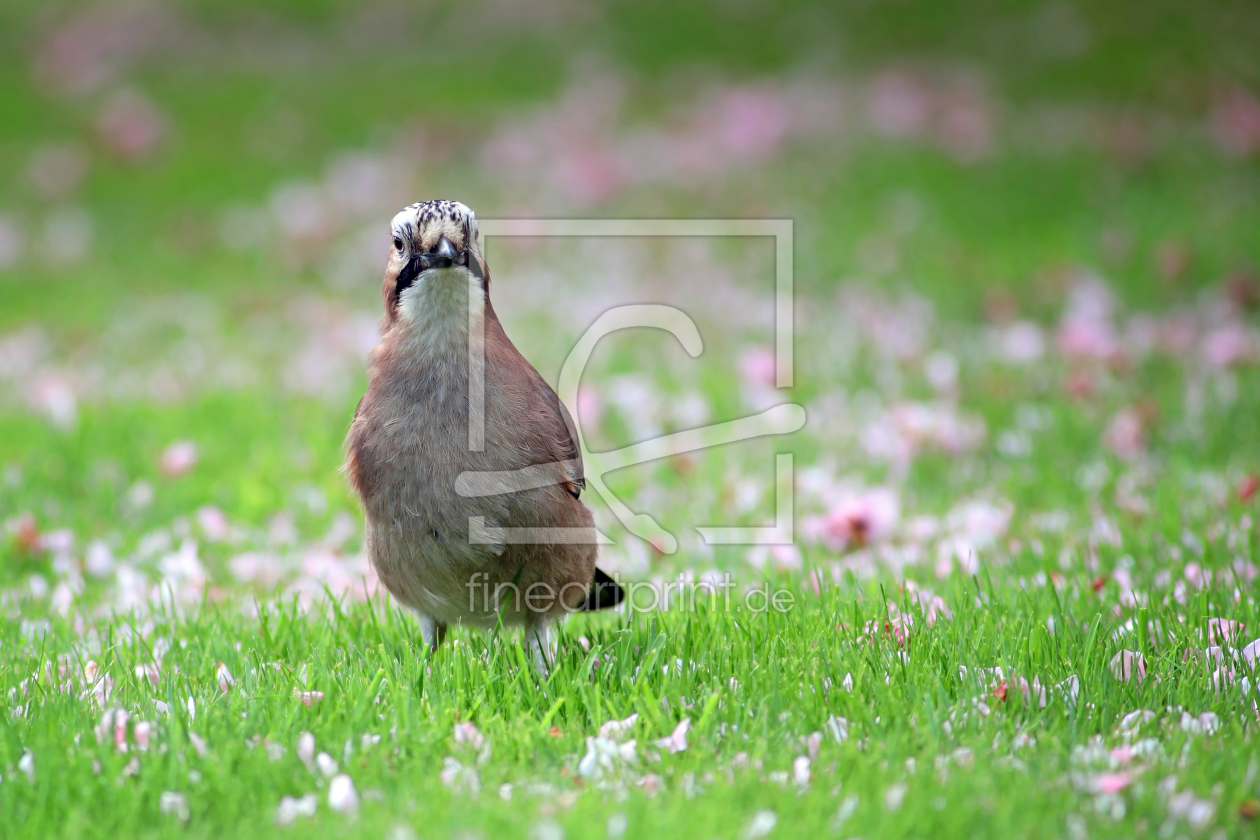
4 572 1259 839
3 0 1260 837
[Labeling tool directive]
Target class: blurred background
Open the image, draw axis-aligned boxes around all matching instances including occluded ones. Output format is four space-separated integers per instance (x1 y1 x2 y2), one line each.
1 0 1259 613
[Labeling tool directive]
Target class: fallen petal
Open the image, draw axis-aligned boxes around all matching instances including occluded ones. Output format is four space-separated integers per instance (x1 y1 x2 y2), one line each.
327 774 360 814
654 718 691 754
158 791 189 821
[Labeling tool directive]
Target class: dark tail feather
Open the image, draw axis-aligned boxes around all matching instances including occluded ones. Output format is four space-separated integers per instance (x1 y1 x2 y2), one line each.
581 567 624 611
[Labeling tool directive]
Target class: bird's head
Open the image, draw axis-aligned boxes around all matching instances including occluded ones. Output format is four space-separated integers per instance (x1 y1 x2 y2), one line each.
381 199 488 330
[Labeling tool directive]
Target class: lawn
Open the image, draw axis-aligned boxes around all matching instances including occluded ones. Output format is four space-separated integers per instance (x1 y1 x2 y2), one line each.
3 1 1260 838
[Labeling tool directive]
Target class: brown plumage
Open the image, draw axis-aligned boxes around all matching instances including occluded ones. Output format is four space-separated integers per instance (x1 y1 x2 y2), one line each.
345 200 622 670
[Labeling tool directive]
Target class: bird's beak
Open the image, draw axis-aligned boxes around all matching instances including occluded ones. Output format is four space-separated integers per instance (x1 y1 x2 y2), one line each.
421 235 461 270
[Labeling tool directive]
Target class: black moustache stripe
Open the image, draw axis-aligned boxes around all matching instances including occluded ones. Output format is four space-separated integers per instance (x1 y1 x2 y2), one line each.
392 256 425 309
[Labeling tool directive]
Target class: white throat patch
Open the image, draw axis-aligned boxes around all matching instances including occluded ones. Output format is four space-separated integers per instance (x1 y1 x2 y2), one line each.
396 267 486 353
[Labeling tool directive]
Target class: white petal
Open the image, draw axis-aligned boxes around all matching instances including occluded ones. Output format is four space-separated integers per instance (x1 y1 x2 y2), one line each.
327 774 360 814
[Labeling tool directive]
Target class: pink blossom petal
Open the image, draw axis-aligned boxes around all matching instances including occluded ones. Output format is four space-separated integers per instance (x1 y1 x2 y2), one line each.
792 755 811 787
296 732 316 769
453 722 485 750
196 506 230 541
1089 772 1132 795
134 721 153 751
1109 650 1147 684
636 773 662 797
868 72 932 138
96 89 167 161
1211 84 1260 157
715 87 791 158
823 487 900 548
159 440 199 477
1103 409 1146 460
654 718 690 754
276 793 318 826
598 713 638 741
216 662 234 693
158 791 189 821
327 774 359 814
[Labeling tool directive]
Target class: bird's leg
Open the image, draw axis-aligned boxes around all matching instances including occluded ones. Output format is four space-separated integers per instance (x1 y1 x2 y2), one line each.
419 614 448 654
525 619 555 676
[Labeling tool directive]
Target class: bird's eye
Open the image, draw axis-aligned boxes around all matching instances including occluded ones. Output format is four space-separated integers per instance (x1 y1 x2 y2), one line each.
393 237 404 252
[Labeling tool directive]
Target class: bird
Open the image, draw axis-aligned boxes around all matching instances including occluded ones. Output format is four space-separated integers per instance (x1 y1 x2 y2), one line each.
345 199 623 672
